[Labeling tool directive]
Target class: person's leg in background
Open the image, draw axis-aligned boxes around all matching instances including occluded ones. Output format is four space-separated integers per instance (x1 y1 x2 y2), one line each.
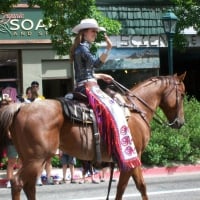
79 161 99 184
79 161 87 184
7 158 17 188
99 162 117 182
45 157 54 185
6 144 19 188
69 161 76 183
89 164 99 184
62 162 67 183
60 151 77 183
99 162 110 182
36 157 53 186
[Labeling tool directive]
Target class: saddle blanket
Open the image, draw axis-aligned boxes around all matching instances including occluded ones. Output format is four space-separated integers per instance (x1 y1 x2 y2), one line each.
85 83 141 170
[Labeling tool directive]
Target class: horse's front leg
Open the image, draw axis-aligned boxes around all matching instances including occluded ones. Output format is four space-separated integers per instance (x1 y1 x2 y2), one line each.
131 166 148 200
115 170 132 200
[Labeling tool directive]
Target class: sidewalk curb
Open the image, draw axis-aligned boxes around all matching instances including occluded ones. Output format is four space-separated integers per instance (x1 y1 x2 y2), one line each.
142 164 200 176
1 164 200 187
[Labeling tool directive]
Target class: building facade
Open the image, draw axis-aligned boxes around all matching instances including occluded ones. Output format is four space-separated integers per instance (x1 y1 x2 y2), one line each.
97 0 200 99
0 0 200 100
0 4 73 100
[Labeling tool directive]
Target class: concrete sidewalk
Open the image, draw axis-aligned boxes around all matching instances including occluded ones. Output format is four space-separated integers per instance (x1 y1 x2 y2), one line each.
1 164 200 187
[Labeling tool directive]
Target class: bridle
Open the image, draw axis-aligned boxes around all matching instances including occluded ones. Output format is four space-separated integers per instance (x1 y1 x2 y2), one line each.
112 78 184 128
160 80 184 127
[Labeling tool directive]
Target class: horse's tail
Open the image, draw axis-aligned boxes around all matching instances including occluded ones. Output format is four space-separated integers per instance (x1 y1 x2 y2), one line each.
0 103 22 161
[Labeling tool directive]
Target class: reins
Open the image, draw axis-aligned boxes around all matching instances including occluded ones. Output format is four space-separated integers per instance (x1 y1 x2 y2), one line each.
111 79 178 127
105 162 115 200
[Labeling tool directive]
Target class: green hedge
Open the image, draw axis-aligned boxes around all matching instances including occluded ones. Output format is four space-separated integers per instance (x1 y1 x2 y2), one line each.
142 96 200 166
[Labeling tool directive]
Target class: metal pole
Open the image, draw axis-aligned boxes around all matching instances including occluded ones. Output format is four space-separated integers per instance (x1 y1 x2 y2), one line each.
167 34 173 75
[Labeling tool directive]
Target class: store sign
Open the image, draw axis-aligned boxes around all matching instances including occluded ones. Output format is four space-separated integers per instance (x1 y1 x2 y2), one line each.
117 35 167 47
97 47 160 70
0 9 50 41
110 35 200 48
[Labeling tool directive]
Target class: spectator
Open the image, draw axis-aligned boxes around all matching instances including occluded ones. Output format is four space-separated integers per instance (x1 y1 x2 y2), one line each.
30 81 54 185
31 81 45 100
0 98 21 188
24 87 32 103
60 151 77 183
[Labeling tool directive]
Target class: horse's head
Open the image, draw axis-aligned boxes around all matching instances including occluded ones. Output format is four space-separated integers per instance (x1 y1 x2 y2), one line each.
160 72 186 129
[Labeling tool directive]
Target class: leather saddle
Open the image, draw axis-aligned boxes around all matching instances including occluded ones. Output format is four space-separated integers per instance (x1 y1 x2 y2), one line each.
57 92 93 123
57 92 101 163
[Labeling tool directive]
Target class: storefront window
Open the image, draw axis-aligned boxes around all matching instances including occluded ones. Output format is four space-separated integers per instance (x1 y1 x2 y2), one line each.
0 50 21 102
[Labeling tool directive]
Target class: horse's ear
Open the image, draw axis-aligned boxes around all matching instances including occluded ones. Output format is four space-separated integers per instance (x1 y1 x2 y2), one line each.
178 71 187 81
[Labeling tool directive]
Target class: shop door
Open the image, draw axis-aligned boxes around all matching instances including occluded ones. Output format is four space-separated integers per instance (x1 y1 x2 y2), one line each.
42 59 73 99
42 78 73 99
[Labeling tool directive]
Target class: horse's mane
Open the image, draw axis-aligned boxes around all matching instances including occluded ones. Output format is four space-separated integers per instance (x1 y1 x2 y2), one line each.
130 75 174 91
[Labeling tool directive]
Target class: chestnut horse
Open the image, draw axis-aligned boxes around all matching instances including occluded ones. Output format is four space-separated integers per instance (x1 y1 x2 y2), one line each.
0 73 186 200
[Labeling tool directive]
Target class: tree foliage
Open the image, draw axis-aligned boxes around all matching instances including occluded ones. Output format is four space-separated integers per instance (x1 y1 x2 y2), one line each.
172 0 200 31
0 0 19 13
170 0 200 50
0 0 121 55
1 0 200 54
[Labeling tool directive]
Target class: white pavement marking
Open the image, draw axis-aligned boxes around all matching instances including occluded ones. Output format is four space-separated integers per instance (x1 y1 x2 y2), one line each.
70 187 200 200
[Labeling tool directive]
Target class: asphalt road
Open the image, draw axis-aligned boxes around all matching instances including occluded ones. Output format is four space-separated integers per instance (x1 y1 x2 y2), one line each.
1 172 200 200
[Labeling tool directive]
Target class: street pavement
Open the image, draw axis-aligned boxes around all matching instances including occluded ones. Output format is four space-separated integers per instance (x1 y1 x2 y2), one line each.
1 170 200 200
1 164 200 188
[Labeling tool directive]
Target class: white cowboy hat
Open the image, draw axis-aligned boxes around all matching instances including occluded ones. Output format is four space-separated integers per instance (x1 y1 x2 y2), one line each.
72 18 106 34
